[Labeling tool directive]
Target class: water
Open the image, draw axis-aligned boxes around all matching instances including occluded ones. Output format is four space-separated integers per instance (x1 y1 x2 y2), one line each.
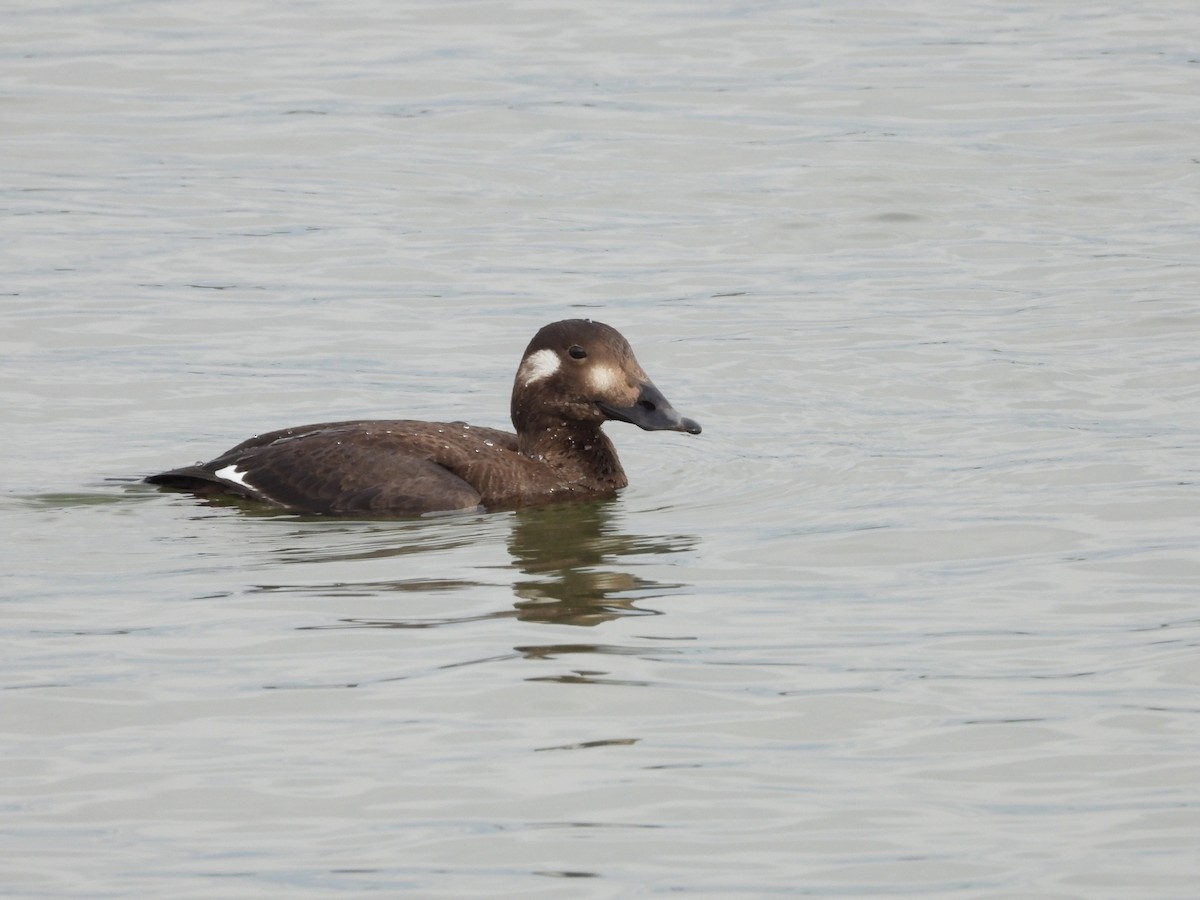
4 0 1199 896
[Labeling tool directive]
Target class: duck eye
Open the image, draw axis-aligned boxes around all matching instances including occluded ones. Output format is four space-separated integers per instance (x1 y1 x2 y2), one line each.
568 345 587 360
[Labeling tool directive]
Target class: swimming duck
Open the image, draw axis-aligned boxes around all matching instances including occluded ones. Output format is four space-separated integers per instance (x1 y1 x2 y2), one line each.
146 319 701 516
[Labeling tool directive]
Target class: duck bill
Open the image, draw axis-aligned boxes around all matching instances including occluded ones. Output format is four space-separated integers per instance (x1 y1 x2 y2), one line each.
598 382 702 435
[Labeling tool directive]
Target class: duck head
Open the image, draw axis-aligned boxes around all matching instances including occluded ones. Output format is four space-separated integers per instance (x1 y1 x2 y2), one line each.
510 319 702 437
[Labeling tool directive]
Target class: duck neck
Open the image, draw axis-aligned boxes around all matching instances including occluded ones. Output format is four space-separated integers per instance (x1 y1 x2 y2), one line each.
518 421 628 491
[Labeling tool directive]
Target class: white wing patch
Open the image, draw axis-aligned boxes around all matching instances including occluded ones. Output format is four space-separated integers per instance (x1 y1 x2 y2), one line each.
518 348 561 385
214 463 254 490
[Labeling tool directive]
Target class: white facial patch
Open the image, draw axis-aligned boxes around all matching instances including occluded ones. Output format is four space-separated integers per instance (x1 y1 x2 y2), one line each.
214 463 254 491
587 364 623 394
518 348 561 385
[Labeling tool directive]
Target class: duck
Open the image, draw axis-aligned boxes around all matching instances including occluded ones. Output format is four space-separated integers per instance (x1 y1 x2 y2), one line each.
146 319 701 516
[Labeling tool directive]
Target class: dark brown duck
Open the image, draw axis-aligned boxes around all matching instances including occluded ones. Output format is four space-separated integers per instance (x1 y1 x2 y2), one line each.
146 319 701 516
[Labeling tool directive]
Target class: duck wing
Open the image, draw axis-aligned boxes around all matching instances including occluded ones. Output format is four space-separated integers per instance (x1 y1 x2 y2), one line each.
147 420 518 516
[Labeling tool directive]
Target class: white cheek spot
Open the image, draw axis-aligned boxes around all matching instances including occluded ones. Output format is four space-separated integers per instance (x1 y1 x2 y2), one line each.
519 348 561 385
214 464 253 490
588 364 622 394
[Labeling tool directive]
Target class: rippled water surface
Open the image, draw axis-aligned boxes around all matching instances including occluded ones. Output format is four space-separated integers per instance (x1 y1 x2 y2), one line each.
4 0 1199 896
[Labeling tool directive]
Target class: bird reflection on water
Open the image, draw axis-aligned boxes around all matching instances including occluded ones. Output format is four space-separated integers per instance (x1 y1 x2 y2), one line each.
257 498 698 630
507 500 695 626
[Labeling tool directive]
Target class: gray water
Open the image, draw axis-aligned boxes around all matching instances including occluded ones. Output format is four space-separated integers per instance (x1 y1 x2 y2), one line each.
4 0 1199 896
